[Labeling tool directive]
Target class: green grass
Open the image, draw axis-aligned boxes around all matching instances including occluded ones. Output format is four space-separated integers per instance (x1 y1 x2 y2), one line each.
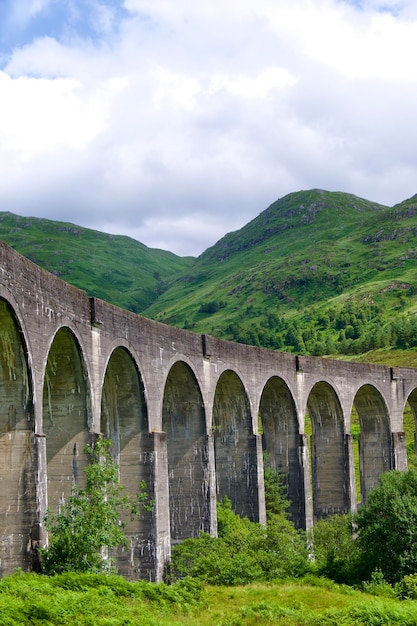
0 212 193 313
1 573 417 625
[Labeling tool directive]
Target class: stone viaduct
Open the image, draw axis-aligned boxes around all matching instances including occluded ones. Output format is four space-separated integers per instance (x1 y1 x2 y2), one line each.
1 240 417 580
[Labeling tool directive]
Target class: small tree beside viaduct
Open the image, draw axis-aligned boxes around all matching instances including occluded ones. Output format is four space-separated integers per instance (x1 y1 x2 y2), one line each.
0 240 416 580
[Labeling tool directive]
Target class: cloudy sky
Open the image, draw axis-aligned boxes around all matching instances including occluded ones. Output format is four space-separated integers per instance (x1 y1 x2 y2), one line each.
0 0 416 256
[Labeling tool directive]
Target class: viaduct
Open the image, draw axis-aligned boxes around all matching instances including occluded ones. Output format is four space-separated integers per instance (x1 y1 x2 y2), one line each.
1 239 417 580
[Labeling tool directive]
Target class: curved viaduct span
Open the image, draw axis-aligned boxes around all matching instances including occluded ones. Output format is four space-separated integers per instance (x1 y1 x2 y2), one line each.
1 240 417 580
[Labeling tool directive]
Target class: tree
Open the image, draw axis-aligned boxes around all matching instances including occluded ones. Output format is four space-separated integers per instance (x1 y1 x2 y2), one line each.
311 514 361 584
355 469 417 583
41 437 153 575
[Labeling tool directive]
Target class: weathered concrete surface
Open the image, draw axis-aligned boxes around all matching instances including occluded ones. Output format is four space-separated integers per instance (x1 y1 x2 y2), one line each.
1 240 417 578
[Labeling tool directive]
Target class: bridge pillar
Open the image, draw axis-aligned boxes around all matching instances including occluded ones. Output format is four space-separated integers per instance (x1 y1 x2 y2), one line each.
345 433 357 512
392 431 407 471
299 434 313 531
149 431 170 582
253 434 266 525
206 432 218 536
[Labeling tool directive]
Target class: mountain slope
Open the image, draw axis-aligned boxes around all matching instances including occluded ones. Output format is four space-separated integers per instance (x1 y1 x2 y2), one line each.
142 189 417 357
0 212 194 312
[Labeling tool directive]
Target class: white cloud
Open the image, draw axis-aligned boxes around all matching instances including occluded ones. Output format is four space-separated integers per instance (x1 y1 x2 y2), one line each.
0 0 416 255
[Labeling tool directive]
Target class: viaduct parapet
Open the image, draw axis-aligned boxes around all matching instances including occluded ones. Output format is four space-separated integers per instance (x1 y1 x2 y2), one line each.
0 240 416 580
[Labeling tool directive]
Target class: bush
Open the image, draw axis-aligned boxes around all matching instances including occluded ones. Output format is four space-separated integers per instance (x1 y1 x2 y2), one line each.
168 498 309 585
310 514 362 584
41 437 152 575
355 469 417 584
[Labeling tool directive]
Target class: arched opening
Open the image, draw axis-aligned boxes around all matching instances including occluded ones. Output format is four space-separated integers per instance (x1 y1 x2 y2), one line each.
101 347 153 579
213 370 257 521
307 381 349 520
354 385 391 502
162 361 209 541
260 376 304 527
0 298 35 574
42 328 90 510
404 388 417 470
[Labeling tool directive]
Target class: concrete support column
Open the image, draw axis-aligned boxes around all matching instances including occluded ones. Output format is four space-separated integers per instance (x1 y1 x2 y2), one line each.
299 433 313 531
206 433 218 536
149 431 170 582
345 433 357 513
392 431 407 471
254 433 266 525
247 434 265 524
31 433 47 571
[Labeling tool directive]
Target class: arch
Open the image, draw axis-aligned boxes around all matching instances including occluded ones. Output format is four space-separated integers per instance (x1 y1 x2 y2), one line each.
307 381 349 520
0 298 35 574
213 369 258 520
260 376 304 527
42 327 91 510
403 387 417 469
354 384 391 502
100 346 153 579
162 361 209 541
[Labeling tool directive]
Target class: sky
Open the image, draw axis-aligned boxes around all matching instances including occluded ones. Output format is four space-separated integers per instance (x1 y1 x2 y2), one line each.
0 1 417 256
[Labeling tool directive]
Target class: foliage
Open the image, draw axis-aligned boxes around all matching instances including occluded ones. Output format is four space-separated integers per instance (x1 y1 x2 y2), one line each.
263 465 291 518
41 437 153 575
396 573 417 600
3 572 417 625
361 570 397 598
310 514 362 585
167 497 309 585
355 469 417 584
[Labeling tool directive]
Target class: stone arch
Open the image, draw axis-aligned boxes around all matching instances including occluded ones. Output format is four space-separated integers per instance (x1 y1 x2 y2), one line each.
213 369 258 521
100 346 153 579
0 297 35 574
162 360 209 541
260 376 304 527
404 387 417 468
42 326 91 510
353 384 391 502
307 381 349 520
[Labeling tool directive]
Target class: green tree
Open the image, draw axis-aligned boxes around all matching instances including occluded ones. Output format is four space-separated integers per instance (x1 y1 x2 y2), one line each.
355 469 417 584
168 497 309 585
41 437 153 575
311 514 361 584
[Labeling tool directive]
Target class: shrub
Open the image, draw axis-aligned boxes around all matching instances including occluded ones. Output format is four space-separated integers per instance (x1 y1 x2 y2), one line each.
355 469 417 584
168 498 309 585
310 514 361 584
41 437 152 575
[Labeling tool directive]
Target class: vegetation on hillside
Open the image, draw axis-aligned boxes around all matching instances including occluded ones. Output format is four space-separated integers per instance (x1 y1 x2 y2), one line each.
141 189 417 362
2 190 417 365
0 212 193 313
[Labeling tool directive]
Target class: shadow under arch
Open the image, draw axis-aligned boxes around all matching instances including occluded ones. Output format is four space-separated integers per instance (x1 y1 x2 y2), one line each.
100 346 154 579
213 369 258 521
308 381 349 520
0 297 35 574
354 384 392 502
405 387 417 466
162 361 209 541
42 327 91 510
260 376 304 527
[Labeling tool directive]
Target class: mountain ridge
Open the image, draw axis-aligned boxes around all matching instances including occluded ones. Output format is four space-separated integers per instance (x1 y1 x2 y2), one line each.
1 189 417 364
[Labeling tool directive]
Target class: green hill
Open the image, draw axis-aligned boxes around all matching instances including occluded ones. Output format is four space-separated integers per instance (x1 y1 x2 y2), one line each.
2 189 417 365
142 189 417 360
0 212 194 312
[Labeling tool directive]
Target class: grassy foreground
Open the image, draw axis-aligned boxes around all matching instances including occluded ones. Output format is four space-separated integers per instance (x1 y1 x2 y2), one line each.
1 573 417 625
